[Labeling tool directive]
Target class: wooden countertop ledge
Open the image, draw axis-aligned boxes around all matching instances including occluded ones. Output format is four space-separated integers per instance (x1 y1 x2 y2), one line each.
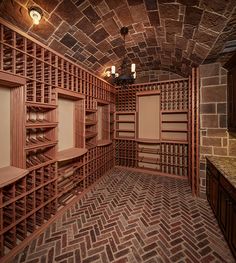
0 166 28 187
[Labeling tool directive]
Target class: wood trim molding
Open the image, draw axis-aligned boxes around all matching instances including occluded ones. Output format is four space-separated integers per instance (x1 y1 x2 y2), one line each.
56 88 85 100
0 70 26 87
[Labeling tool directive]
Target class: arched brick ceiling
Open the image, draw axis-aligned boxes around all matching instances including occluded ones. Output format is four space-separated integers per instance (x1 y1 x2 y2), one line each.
0 0 236 79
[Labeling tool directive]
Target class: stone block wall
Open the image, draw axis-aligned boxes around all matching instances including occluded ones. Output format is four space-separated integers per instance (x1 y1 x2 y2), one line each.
136 70 183 83
199 62 236 198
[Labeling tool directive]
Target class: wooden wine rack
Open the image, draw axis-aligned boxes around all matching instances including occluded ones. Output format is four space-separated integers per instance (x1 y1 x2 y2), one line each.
115 79 192 178
0 20 115 260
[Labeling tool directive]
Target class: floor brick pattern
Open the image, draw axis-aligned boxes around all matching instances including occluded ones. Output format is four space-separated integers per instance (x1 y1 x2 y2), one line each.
13 168 234 263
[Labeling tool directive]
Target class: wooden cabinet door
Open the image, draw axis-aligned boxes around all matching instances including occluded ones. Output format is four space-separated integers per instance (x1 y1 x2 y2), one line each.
206 167 210 201
209 175 219 215
229 202 236 258
218 185 230 238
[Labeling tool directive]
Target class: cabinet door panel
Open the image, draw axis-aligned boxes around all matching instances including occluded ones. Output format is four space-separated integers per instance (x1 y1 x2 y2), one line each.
229 203 236 258
218 185 230 238
206 168 210 201
210 176 218 215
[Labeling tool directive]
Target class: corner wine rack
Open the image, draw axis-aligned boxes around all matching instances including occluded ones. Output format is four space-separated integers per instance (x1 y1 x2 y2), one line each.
115 79 190 178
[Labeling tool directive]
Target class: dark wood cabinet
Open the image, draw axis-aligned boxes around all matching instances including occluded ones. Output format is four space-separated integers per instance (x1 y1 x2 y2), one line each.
206 160 236 259
225 52 236 132
218 184 230 238
229 202 236 258
206 161 219 215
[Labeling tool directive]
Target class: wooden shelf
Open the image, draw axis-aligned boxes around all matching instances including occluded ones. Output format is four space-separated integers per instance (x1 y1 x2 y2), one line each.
162 129 187 132
86 109 97 113
85 120 97 126
0 166 28 188
116 120 135 123
138 156 159 164
85 131 97 139
26 122 57 129
161 140 188 144
116 129 134 132
25 141 57 151
161 110 188 113
162 120 188 123
138 147 160 154
97 140 112 146
57 148 88 162
26 102 57 109
136 138 160 143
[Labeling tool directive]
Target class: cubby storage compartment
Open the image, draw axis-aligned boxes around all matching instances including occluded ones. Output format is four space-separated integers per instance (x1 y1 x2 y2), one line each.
115 112 136 139
57 156 84 207
85 109 97 149
138 142 160 171
110 103 115 140
161 111 188 142
115 140 137 167
97 101 110 146
160 143 188 176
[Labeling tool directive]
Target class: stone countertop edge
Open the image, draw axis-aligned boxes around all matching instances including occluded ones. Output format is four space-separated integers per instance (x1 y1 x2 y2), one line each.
206 156 236 189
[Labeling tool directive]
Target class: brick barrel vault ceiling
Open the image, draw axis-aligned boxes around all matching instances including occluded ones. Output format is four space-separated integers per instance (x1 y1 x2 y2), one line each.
0 0 236 80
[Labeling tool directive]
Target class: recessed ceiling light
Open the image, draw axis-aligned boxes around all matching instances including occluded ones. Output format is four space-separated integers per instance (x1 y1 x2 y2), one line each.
28 6 43 25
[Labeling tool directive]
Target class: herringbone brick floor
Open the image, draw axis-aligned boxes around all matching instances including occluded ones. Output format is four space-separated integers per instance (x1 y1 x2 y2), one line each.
13 168 235 263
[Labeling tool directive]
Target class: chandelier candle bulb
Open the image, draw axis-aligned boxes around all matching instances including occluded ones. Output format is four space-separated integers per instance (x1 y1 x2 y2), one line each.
105 27 136 86
131 63 136 73
111 66 116 75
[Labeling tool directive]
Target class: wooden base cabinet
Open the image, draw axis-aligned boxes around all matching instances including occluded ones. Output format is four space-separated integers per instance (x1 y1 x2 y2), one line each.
229 201 236 258
206 162 219 216
206 160 236 259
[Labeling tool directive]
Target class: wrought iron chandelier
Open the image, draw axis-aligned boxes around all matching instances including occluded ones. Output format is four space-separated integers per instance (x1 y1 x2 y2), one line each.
105 27 136 86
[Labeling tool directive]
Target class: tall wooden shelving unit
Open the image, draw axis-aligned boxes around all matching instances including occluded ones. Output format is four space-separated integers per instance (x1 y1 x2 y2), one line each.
115 80 190 178
0 20 115 260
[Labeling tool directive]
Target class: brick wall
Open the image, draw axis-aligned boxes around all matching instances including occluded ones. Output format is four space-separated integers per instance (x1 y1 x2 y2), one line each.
199 62 236 198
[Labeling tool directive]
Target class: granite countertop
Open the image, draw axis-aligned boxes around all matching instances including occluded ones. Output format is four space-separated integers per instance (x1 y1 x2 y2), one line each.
206 156 236 189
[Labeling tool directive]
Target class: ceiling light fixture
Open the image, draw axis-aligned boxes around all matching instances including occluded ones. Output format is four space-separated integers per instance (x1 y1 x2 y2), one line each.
105 27 136 86
28 6 43 25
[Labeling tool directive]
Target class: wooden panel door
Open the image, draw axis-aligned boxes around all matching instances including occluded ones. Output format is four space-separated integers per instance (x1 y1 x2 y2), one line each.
218 185 230 238
209 174 219 216
229 202 236 258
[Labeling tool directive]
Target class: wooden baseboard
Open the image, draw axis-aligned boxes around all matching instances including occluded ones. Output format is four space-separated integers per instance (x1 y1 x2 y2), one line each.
115 166 188 180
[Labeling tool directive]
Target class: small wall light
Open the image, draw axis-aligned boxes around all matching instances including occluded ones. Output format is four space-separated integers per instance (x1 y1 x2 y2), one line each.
28 6 43 25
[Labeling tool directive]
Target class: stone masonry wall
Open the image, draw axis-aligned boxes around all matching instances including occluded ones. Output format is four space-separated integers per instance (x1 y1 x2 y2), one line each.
136 70 183 83
199 62 236 198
